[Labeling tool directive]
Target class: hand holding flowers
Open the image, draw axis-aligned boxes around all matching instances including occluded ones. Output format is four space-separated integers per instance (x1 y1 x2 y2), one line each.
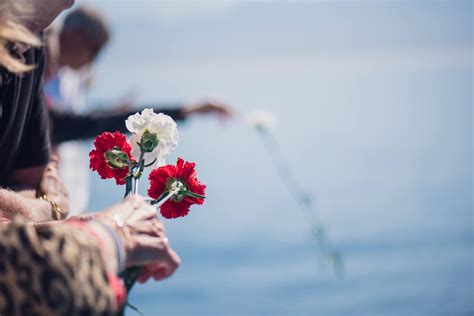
88 109 206 314
101 195 180 276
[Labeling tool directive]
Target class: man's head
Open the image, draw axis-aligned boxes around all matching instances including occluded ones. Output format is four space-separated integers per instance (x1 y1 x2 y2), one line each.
59 6 110 69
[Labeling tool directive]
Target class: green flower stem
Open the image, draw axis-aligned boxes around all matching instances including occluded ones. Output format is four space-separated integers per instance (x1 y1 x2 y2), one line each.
118 266 143 316
125 301 143 316
143 158 157 168
120 266 142 292
124 177 133 198
118 188 178 316
133 151 146 180
257 128 344 275
180 190 206 199
138 151 145 172
119 151 151 315
152 188 179 208
149 191 169 206
131 151 146 195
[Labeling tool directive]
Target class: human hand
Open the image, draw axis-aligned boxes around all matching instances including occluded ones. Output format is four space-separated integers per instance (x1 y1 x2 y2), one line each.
182 99 234 120
137 252 180 283
98 195 180 280
37 155 70 217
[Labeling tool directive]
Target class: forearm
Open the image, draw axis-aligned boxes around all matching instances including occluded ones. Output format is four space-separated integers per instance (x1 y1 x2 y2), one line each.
50 106 186 144
93 104 187 121
0 188 52 221
144 105 186 121
76 220 122 274
50 109 131 143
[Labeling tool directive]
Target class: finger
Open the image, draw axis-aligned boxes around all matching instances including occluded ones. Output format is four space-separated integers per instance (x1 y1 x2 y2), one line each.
152 266 171 281
150 250 180 279
123 194 146 206
119 195 154 219
137 267 152 284
166 247 181 270
143 261 175 282
126 203 156 222
139 204 157 219
128 219 165 237
128 235 175 266
135 234 169 252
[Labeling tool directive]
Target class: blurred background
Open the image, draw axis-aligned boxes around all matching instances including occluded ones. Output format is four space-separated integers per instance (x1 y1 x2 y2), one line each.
65 1 472 315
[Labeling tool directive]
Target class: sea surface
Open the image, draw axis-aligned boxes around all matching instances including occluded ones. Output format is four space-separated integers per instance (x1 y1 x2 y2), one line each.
78 1 472 315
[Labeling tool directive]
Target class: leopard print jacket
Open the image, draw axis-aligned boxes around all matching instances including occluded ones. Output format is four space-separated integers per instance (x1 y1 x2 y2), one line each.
0 219 116 316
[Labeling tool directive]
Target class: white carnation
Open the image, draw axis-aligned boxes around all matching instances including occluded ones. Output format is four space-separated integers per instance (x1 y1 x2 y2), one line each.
246 109 277 132
126 108 178 168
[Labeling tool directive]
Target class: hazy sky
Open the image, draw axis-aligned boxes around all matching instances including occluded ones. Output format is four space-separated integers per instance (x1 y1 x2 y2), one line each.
74 1 472 315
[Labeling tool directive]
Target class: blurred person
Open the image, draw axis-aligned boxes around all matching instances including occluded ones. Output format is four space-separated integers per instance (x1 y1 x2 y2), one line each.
0 0 180 276
44 6 233 214
0 0 73 221
0 4 181 311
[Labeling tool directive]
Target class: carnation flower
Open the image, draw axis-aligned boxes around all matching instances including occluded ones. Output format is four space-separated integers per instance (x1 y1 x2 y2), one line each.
148 157 206 219
89 131 134 185
246 109 277 132
125 109 178 168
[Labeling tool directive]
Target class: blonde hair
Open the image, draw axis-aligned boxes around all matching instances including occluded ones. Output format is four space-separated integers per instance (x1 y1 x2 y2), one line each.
0 1 41 74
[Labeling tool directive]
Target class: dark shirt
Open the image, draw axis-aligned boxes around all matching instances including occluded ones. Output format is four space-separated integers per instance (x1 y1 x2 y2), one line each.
0 47 50 185
49 107 185 144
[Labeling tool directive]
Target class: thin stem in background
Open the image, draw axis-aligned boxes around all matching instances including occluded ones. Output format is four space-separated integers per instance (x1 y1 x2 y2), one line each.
257 129 344 275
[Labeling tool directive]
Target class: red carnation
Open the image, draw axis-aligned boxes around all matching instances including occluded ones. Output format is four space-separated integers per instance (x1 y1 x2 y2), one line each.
89 131 134 185
148 157 206 219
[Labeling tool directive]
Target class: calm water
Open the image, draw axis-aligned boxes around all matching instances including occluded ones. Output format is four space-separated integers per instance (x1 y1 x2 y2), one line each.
79 1 473 315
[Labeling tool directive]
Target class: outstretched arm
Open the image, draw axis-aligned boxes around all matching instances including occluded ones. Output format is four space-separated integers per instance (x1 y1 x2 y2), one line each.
49 106 186 144
49 99 234 144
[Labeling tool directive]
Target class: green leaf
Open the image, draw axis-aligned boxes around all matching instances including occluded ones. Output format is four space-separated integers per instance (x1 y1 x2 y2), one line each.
181 190 206 199
125 301 143 316
144 158 157 168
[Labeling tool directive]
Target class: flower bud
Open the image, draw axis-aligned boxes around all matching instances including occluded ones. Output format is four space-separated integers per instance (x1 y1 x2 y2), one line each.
104 147 130 169
138 129 159 153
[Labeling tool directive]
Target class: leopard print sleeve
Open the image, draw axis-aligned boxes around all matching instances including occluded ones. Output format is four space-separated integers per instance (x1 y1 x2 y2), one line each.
0 219 117 316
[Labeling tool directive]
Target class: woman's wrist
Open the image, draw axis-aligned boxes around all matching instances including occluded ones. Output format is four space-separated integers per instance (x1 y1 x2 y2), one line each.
92 221 127 272
69 211 132 266
67 220 123 274
88 221 125 273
